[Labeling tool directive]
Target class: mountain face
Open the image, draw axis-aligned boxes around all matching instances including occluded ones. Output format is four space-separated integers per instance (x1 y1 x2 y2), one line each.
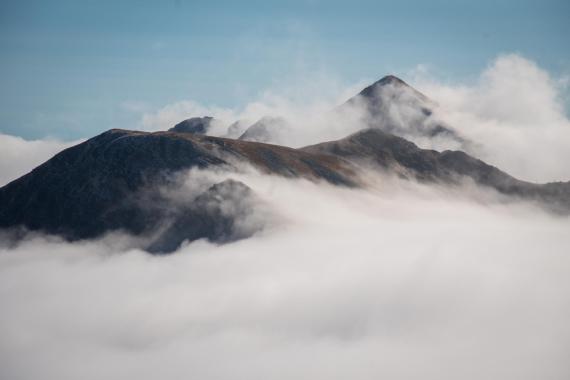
238 117 291 144
303 128 570 211
1 75 569 252
169 117 214 135
0 129 357 251
145 179 261 254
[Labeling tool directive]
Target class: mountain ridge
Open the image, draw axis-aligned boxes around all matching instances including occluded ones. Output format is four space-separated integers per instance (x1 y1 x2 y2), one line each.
2 76 569 252
339 74 466 147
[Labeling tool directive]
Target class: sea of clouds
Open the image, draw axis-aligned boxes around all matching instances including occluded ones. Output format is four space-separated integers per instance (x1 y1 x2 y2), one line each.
1 54 570 380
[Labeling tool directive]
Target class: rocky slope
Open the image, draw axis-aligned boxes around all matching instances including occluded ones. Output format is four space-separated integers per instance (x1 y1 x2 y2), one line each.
0 128 357 251
303 128 570 207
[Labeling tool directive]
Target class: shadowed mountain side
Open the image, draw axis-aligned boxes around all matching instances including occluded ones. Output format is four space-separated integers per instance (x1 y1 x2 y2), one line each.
1 127 569 252
0 129 357 247
145 179 262 254
302 128 570 211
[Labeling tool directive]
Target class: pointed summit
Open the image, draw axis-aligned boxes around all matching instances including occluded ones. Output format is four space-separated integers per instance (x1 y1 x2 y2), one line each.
169 116 214 135
375 74 409 86
358 75 427 101
338 74 467 146
343 74 431 112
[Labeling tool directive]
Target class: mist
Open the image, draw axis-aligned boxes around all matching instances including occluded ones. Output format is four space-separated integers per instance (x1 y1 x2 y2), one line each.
413 54 570 183
0 134 81 187
1 170 570 380
1 53 570 380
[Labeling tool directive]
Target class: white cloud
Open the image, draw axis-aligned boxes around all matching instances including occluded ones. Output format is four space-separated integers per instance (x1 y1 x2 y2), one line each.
412 54 570 182
2 53 570 380
1 171 569 380
0 134 81 187
138 74 368 147
138 54 570 183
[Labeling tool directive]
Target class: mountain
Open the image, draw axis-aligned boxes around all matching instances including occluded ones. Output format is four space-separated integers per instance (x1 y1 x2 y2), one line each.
2 76 569 252
340 75 467 147
302 128 570 211
229 75 468 148
169 116 214 135
225 120 249 138
144 179 261 253
0 129 357 251
238 117 291 144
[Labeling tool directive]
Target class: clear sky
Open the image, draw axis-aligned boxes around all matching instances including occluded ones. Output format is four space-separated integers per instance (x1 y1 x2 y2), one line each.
1 0 569 139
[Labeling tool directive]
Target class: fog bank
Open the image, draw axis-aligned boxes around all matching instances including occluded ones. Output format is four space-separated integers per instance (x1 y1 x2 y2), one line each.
1 172 569 380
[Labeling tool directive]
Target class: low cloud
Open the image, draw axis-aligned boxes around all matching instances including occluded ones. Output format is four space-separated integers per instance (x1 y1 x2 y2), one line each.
412 54 570 182
0 134 81 187
1 171 569 380
1 53 570 380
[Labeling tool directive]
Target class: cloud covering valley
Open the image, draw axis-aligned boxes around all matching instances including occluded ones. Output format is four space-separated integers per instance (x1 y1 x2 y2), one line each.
1 54 570 380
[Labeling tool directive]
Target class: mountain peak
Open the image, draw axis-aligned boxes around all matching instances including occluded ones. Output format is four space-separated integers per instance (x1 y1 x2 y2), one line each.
169 116 214 135
358 75 412 98
375 75 408 87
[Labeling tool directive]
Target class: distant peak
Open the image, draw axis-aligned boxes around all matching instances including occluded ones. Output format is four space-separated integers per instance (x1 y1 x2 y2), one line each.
374 75 408 87
354 75 412 99
350 74 433 105
169 116 214 135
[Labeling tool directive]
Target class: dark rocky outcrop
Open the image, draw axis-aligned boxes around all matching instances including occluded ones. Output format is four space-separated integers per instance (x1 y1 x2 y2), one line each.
145 179 261 253
169 117 214 135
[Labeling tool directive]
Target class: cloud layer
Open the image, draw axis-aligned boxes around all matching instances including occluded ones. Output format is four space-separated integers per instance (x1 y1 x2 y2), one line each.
0 134 81 187
1 172 569 380
1 53 570 380
413 54 570 182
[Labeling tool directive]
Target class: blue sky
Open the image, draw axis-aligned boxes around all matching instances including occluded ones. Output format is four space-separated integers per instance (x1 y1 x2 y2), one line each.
1 0 569 139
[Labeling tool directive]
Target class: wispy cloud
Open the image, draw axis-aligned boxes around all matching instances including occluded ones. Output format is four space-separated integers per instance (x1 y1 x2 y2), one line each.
0 134 82 186
412 54 570 182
